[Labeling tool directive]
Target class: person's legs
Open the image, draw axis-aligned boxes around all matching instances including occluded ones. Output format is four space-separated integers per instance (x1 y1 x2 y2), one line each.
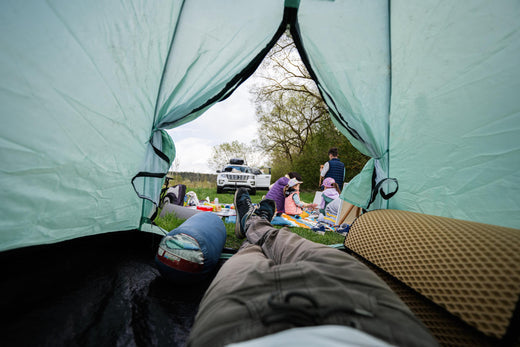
245 216 337 264
187 244 276 347
246 209 437 345
188 189 437 346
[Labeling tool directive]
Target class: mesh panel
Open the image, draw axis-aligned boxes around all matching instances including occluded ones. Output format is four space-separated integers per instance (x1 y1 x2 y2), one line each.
352 253 498 346
344 209 520 339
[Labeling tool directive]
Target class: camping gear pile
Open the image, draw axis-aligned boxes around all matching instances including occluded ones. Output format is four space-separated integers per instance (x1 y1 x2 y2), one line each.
159 189 236 221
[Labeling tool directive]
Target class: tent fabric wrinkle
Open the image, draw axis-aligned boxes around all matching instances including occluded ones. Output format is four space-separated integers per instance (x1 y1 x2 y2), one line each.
388 0 520 227
294 0 393 209
134 0 286 220
340 158 375 209
0 0 518 246
0 0 180 251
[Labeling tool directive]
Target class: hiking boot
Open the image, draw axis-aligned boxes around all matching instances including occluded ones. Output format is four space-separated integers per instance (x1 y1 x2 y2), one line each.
234 188 255 239
255 199 276 222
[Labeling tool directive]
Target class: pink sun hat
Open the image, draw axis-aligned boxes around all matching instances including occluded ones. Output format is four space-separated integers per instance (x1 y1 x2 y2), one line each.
323 177 336 188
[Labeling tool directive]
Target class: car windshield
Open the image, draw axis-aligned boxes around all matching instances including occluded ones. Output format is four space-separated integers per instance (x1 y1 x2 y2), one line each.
224 165 247 173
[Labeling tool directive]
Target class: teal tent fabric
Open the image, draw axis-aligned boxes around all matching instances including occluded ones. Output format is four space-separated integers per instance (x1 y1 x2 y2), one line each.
297 0 390 159
1 0 519 253
135 0 285 220
388 0 520 227
294 0 394 208
0 0 181 251
294 0 520 224
0 0 286 251
340 159 375 208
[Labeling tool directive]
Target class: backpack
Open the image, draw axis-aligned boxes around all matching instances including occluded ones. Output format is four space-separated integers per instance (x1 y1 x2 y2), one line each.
160 184 187 208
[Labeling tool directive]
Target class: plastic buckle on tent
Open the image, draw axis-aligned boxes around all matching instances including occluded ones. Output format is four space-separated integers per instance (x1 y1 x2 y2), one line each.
284 0 300 9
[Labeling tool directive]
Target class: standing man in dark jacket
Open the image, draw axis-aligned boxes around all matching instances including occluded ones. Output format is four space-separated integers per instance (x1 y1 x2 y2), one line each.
320 147 345 191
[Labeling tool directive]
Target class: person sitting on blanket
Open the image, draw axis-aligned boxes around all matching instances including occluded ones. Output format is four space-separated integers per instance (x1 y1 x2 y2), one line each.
283 178 317 217
265 171 302 216
319 177 340 213
186 188 438 347
317 177 342 226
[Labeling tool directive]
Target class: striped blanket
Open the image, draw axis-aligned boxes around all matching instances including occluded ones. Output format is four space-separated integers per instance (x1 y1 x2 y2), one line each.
226 212 341 233
273 213 335 232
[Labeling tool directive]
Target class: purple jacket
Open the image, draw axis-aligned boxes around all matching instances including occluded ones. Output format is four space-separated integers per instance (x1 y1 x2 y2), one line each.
265 177 289 213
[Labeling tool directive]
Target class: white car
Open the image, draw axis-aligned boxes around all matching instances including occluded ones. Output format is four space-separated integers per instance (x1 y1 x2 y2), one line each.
216 159 271 195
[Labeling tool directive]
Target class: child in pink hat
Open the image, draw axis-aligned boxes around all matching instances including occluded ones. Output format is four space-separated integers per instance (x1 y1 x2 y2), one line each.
283 178 317 216
317 178 343 226
320 177 341 211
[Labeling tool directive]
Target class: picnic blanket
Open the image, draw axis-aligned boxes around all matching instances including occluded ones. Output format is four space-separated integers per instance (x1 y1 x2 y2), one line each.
224 214 317 228
276 213 321 229
271 212 338 232
224 211 349 236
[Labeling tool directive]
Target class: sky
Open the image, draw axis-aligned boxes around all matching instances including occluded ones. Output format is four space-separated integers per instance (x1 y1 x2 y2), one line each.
166 77 260 174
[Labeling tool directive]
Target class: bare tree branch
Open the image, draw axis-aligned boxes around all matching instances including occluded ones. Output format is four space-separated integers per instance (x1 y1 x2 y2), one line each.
251 31 331 164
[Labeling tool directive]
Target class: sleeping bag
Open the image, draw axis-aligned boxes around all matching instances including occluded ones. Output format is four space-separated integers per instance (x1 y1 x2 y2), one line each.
155 212 226 283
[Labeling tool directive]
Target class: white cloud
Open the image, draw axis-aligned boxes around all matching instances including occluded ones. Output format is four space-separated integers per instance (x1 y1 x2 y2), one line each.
166 78 261 173
169 136 214 173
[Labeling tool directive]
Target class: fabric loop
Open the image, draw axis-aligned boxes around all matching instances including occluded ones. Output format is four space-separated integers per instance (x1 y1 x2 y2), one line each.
379 178 399 200
367 177 399 210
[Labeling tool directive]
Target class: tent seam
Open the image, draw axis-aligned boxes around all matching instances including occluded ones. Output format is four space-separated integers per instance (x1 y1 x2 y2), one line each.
157 6 292 130
386 0 392 209
135 1 185 229
151 0 186 130
288 7 372 153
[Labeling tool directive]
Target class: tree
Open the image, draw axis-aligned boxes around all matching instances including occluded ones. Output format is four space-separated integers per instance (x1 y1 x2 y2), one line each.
253 31 329 164
252 31 369 189
255 92 327 162
255 32 321 104
292 118 369 190
208 141 254 172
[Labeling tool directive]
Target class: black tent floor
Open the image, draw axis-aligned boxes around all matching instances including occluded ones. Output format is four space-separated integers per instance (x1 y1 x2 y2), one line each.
0 230 218 347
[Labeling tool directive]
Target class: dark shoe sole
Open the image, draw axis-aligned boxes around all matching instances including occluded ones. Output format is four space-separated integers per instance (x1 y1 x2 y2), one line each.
234 189 251 239
257 199 276 222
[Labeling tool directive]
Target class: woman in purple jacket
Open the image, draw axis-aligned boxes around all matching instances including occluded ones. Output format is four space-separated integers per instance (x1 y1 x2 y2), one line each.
265 172 302 216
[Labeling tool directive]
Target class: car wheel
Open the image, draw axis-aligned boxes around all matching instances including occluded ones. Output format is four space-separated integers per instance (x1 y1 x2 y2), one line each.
217 187 223 194
249 188 256 195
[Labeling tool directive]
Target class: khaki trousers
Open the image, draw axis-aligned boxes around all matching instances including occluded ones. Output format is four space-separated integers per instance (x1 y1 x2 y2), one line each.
187 216 437 347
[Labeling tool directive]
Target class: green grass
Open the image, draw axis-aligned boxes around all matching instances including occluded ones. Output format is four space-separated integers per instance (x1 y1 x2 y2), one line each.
155 187 345 249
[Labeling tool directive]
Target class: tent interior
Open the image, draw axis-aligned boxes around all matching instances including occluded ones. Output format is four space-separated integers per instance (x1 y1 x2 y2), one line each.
1 0 519 346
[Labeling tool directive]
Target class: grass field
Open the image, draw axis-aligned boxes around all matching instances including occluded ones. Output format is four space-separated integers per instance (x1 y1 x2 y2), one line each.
154 186 346 249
